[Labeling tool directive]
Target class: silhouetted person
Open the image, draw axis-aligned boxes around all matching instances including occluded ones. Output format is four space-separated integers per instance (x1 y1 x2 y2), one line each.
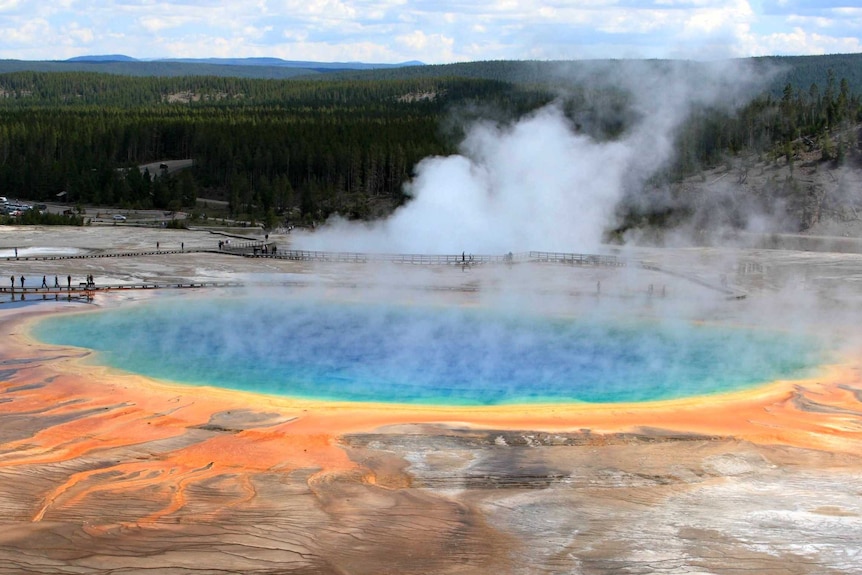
67 275 71 290
19 276 24 288
41 275 47 288
54 275 59 288
10 275 14 290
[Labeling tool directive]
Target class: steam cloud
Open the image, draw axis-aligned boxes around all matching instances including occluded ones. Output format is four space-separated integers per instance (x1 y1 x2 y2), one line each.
295 61 767 255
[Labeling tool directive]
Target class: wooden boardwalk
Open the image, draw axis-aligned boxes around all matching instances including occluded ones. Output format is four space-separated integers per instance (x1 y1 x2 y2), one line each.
2 245 627 266
3 248 216 262
0 279 495 303
0 281 244 300
252 249 627 267
1 245 745 299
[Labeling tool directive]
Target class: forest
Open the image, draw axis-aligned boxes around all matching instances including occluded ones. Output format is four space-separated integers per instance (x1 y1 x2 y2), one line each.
1 55 861 228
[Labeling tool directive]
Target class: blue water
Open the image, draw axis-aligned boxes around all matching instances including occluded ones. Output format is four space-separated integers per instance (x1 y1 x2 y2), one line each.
30 296 825 405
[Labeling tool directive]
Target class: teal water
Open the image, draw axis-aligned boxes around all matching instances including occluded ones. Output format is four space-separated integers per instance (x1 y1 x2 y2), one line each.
31 296 825 405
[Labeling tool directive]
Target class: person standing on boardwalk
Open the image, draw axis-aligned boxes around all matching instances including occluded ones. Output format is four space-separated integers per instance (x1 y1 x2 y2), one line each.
67 275 71 290
41 275 48 288
19 275 24 288
54 276 59 288
10 275 14 291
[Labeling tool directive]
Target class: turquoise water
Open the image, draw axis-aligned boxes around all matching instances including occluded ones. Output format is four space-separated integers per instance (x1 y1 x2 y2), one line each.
31 296 825 405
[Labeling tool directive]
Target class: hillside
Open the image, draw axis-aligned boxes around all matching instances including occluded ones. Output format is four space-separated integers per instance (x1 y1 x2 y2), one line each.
627 122 862 244
0 59 321 79
323 55 862 98
2 53 862 95
0 56 423 79
2 54 861 239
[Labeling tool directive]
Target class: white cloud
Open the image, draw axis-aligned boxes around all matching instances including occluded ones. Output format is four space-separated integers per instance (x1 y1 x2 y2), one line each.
63 22 95 44
277 0 357 19
396 29 454 55
138 15 193 32
683 2 756 36
0 17 51 45
286 40 398 62
786 15 841 29
751 27 862 56
282 29 310 42
0 0 859 62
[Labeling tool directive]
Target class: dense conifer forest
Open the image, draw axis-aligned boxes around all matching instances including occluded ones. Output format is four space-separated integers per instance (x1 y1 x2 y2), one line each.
1 55 860 227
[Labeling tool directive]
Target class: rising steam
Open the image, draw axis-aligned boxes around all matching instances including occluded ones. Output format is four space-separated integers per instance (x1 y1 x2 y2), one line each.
294 60 767 255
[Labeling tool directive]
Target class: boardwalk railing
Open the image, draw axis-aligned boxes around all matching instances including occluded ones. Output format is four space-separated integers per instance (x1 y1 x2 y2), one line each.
258 249 626 267
3 246 626 267
219 240 267 254
2 248 207 261
0 281 245 294
270 250 511 265
0 248 746 300
527 251 625 267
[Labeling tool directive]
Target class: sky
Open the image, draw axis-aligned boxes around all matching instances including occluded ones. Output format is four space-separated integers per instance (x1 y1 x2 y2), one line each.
0 0 861 64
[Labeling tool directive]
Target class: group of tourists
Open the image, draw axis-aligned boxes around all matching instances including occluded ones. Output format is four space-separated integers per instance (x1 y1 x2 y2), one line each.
252 244 277 255
8 274 93 291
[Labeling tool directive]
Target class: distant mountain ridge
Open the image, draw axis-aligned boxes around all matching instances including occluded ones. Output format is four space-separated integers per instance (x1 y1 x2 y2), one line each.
1 53 861 96
66 54 424 70
66 54 139 62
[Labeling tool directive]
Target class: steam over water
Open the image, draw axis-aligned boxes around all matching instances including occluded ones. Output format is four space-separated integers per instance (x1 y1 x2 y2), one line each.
32 295 824 405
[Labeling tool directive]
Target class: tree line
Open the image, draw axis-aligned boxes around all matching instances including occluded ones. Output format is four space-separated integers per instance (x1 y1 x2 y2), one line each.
0 73 552 224
672 68 862 178
1 67 860 228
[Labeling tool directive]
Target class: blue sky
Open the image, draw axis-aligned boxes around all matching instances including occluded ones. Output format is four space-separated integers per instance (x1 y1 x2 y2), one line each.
1 0 860 63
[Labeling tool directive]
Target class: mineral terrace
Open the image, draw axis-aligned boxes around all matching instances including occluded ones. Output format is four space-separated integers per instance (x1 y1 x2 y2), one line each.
1 225 861 575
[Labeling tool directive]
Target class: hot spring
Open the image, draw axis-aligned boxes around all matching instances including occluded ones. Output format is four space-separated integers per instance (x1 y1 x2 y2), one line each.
31 295 825 405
